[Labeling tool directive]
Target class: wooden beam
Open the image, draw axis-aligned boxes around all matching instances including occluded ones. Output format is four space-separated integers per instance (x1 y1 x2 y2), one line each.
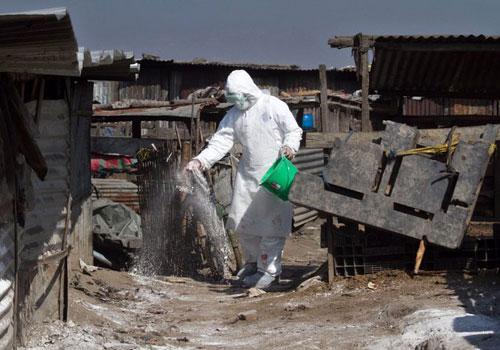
1 78 47 180
328 35 376 48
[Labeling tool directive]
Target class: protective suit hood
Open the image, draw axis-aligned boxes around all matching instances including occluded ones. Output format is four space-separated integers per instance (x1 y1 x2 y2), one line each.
225 70 264 101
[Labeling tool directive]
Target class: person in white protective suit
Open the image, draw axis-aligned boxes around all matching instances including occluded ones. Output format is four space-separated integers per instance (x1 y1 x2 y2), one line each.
186 70 302 289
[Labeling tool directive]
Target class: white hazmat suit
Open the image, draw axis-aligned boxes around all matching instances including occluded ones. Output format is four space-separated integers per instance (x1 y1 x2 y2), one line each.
193 70 303 281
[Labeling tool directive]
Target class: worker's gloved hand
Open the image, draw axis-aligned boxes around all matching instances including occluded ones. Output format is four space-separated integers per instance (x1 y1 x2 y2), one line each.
280 146 295 160
185 159 203 172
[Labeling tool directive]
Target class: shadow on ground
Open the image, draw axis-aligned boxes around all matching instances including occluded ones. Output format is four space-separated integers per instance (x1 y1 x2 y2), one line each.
447 270 500 349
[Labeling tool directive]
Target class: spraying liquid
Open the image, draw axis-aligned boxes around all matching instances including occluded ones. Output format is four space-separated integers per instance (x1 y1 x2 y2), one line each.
135 146 235 279
178 169 236 279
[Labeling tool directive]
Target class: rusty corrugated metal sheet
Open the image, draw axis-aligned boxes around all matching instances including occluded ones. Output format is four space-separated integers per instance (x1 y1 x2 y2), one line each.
0 8 80 76
91 178 139 212
369 35 500 97
403 97 500 116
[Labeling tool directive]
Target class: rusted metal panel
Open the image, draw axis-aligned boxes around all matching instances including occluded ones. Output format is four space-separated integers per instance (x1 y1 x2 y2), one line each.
91 178 139 212
403 97 500 116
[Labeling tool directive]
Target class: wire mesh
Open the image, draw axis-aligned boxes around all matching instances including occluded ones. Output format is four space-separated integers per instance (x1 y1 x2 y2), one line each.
135 142 202 276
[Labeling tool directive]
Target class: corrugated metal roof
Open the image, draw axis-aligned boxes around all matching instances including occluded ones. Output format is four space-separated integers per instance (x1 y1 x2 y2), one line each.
139 57 301 71
0 7 80 76
139 56 348 72
330 34 500 97
371 40 500 97
373 34 500 43
0 8 137 79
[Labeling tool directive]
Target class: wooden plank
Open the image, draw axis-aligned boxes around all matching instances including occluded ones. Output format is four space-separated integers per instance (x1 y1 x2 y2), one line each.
289 172 469 249
323 141 383 192
0 79 47 180
451 142 492 206
391 156 449 213
379 122 419 194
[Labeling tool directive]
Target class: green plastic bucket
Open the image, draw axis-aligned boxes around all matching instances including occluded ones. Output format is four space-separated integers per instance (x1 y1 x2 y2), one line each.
260 156 298 201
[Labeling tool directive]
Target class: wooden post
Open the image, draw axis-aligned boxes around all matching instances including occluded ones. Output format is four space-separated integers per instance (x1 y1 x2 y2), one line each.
59 195 72 321
319 64 333 132
131 120 141 138
181 141 192 168
359 36 372 131
326 216 335 285
414 239 426 275
190 95 196 154
195 107 201 154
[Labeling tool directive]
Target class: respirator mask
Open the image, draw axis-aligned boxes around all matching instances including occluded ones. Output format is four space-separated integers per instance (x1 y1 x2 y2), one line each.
225 91 257 110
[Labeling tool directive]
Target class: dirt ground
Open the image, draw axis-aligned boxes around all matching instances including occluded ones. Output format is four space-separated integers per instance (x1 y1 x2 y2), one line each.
20 222 500 350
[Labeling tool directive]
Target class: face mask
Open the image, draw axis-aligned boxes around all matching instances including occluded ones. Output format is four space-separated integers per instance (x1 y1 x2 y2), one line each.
225 91 256 110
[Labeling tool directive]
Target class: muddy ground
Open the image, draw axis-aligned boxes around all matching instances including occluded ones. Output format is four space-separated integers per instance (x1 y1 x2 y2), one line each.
20 222 500 349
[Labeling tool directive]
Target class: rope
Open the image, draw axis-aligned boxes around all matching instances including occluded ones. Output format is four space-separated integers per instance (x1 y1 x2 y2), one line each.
393 135 460 158
385 134 497 159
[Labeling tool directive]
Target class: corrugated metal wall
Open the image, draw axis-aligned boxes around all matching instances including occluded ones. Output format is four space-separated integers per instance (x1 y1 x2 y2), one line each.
292 148 325 227
0 125 15 349
0 221 15 349
17 100 70 338
91 178 139 212
22 100 69 260
403 97 500 116
92 65 358 104
93 81 119 105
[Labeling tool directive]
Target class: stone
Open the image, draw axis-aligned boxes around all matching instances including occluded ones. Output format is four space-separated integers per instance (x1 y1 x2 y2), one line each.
238 309 258 321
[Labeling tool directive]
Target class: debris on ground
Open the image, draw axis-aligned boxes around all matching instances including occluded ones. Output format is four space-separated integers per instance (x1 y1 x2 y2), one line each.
19 226 500 350
80 259 99 276
238 310 258 321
